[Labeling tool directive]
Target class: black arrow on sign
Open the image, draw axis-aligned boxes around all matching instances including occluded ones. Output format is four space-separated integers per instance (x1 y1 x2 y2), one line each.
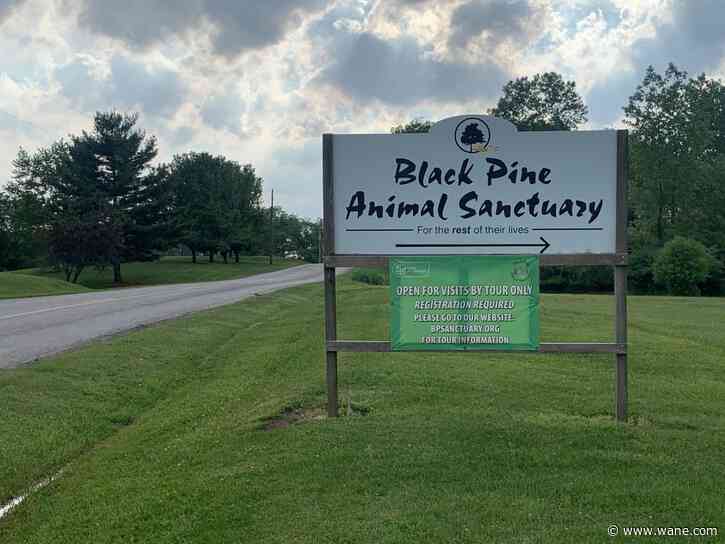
395 237 551 254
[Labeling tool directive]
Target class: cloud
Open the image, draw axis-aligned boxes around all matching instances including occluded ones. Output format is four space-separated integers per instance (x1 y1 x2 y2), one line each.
448 0 536 50
55 54 187 118
0 109 35 135
554 0 622 34
168 126 196 147
263 137 324 220
632 0 725 74
55 56 102 111
107 55 187 117
0 0 25 22
584 66 641 127
317 31 507 106
670 0 725 49
200 94 244 135
3 0 724 222
307 1 368 38
77 0 327 57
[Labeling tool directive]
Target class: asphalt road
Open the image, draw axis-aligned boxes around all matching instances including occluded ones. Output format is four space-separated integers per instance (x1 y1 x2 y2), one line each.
0 264 335 369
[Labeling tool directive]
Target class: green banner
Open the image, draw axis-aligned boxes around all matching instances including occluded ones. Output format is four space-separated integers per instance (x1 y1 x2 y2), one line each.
390 256 540 351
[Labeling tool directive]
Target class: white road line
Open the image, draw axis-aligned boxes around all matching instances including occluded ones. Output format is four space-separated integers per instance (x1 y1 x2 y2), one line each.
0 291 182 321
0 280 296 321
0 469 64 521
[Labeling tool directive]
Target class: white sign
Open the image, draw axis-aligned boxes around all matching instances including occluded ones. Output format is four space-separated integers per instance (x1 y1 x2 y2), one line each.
331 115 618 255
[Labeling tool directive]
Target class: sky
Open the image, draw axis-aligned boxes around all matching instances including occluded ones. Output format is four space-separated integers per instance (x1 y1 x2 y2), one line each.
1 0 724 219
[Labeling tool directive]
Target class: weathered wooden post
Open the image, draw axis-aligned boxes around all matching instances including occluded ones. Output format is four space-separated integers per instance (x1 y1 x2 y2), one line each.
322 134 338 417
615 130 629 421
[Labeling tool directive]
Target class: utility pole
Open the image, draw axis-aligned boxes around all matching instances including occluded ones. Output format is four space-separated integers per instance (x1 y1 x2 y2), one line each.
269 189 274 265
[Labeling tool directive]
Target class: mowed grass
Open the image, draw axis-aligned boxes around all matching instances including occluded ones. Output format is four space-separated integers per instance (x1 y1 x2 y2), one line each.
18 255 300 291
0 272 90 299
0 279 723 543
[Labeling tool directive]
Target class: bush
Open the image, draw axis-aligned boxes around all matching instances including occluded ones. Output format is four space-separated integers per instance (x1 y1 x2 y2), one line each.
540 266 613 293
351 267 389 285
629 245 660 294
700 256 724 296
653 237 713 295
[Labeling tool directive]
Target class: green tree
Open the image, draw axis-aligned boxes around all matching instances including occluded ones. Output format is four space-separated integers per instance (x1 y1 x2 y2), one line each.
3 146 66 269
390 119 433 134
624 64 725 295
7 112 167 283
625 64 725 247
489 72 588 130
0 189 43 270
0 193 21 270
168 152 263 263
489 73 590 292
48 218 123 283
76 112 161 282
8 141 86 277
653 237 714 295
266 209 320 262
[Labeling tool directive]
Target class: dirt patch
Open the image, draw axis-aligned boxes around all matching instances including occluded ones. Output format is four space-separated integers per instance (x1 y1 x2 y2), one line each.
260 401 370 431
260 406 325 431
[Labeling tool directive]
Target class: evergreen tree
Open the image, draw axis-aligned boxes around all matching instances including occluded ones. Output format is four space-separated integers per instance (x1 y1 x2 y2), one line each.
7 112 167 283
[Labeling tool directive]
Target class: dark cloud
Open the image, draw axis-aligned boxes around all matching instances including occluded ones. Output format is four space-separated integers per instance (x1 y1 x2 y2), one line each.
77 0 327 57
77 0 201 49
632 0 725 74
107 55 187 117
448 0 536 49
55 55 187 118
317 32 507 106
576 0 725 126
671 0 725 48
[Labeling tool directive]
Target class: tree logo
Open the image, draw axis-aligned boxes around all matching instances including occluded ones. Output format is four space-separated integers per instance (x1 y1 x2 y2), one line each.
511 259 530 282
454 117 491 153
393 262 430 278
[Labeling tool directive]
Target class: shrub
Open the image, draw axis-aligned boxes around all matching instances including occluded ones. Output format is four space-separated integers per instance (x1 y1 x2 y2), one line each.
351 267 389 285
653 237 713 295
700 256 724 296
540 266 612 293
629 245 660 294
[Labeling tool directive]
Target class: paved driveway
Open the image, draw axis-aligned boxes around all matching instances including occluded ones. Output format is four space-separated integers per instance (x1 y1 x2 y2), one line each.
0 264 334 368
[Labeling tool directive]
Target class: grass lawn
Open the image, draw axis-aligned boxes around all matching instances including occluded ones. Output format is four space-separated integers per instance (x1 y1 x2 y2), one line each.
0 272 91 299
17 255 301 291
0 278 723 542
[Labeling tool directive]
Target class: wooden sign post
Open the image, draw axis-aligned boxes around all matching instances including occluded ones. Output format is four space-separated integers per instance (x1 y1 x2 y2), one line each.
322 116 628 421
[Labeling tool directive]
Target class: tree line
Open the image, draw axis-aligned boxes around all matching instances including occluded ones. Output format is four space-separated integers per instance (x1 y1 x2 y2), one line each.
2 64 723 295
393 67 725 296
0 112 321 283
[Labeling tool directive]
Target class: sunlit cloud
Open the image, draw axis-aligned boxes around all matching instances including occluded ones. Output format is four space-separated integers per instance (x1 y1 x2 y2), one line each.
0 0 721 217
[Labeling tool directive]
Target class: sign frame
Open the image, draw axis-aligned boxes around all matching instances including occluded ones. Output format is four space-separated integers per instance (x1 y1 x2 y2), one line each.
322 124 629 421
